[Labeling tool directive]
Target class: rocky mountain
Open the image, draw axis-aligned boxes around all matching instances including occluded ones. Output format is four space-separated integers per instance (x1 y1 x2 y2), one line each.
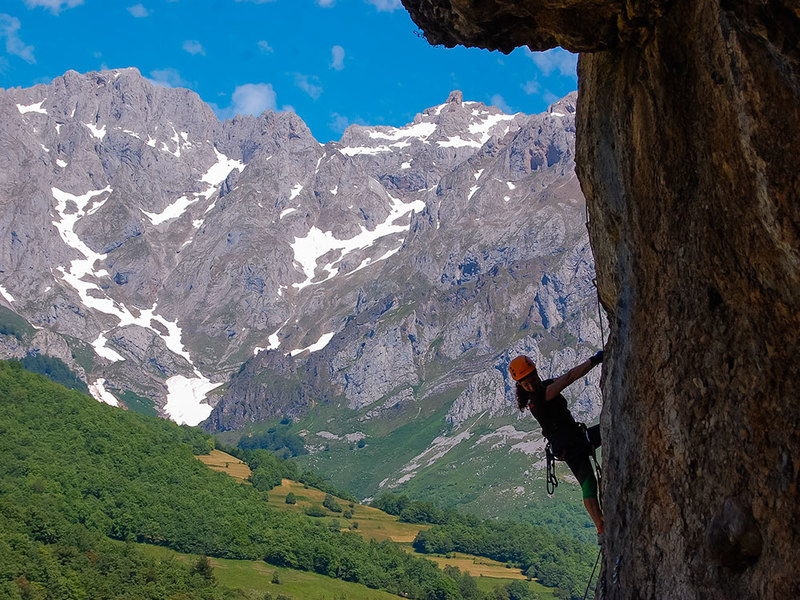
0 69 603 519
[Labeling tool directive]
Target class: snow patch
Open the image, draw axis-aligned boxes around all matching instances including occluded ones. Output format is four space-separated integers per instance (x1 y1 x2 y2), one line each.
142 196 197 225
17 101 47 115
267 321 288 350
289 184 303 200
437 136 482 148
51 187 209 391
347 247 402 277
88 378 119 407
56 159 67 168
367 120 437 142
201 148 244 188
85 123 106 140
91 333 125 362
0 285 15 303
290 331 335 356
339 145 391 157
163 374 221 426
291 193 424 289
469 112 516 138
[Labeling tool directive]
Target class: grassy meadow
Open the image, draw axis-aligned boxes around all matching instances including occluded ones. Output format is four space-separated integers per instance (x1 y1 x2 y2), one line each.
196 449 253 482
138 543 405 600
195 452 556 598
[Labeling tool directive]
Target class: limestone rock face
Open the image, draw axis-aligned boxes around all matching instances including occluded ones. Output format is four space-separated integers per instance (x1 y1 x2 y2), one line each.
1 67 606 453
403 0 800 598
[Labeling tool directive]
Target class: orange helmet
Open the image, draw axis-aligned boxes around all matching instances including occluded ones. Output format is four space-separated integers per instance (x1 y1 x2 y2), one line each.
509 355 536 381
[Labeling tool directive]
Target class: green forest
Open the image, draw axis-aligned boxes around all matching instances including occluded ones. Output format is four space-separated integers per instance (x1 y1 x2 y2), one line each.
0 360 595 599
371 494 596 599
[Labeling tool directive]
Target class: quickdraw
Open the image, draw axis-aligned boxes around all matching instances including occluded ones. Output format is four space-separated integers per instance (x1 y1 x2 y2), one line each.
545 442 559 495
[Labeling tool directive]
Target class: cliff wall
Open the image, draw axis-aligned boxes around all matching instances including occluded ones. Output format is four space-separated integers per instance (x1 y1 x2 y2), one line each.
402 1 800 598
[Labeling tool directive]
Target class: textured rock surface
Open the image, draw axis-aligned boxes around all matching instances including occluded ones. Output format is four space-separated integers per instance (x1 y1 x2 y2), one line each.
403 0 800 598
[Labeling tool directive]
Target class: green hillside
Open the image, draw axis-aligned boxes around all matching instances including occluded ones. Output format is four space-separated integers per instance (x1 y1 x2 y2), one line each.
219 406 597 545
0 361 595 599
0 361 464 599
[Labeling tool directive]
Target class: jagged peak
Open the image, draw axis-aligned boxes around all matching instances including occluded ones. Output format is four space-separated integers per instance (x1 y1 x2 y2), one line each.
446 90 463 104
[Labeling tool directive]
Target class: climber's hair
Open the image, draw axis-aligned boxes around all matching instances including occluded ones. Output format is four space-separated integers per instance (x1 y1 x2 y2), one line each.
515 384 530 412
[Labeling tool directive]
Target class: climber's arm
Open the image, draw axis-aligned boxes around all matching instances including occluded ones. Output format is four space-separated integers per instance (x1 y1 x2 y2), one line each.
544 351 603 401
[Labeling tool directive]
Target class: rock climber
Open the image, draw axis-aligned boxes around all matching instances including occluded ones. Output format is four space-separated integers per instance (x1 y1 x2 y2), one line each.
509 351 605 534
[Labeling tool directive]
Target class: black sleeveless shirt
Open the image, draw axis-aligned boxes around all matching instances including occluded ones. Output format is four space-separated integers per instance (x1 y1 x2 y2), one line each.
524 378 581 451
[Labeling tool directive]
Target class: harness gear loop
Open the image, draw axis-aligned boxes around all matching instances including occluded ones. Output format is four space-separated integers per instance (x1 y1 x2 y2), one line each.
545 442 559 496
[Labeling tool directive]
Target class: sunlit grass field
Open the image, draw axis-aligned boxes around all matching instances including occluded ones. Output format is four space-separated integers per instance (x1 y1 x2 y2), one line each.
138 544 405 600
195 449 253 481
194 453 556 597
267 478 425 543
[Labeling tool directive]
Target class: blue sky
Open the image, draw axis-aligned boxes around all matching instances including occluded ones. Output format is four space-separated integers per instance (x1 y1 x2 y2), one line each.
0 0 579 142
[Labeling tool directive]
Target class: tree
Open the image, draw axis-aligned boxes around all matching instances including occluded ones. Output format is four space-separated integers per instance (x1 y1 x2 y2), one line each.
323 494 342 513
507 580 538 600
285 492 296 505
304 505 327 517
193 555 214 580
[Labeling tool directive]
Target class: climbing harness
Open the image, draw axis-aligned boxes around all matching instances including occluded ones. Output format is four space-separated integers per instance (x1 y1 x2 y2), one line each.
545 442 559 495
544 425 603 499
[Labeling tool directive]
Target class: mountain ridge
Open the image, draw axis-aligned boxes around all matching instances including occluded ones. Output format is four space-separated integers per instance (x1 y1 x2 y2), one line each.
0 68 602 518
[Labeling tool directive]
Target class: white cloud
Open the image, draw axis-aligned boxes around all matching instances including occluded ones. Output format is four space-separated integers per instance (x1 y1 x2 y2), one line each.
127 3 150 17
0 15 35 64
231 83 277 116
294 73 322 100
522 80 540 95
23 0 83 14
490 94 513 114
147 67 189 88
366 0 401 11
257 40 273 53
183 40 205 55
317 0 336 5
212 83 279 120
527 48 578 78
235 0 277 3
330 45 344 71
